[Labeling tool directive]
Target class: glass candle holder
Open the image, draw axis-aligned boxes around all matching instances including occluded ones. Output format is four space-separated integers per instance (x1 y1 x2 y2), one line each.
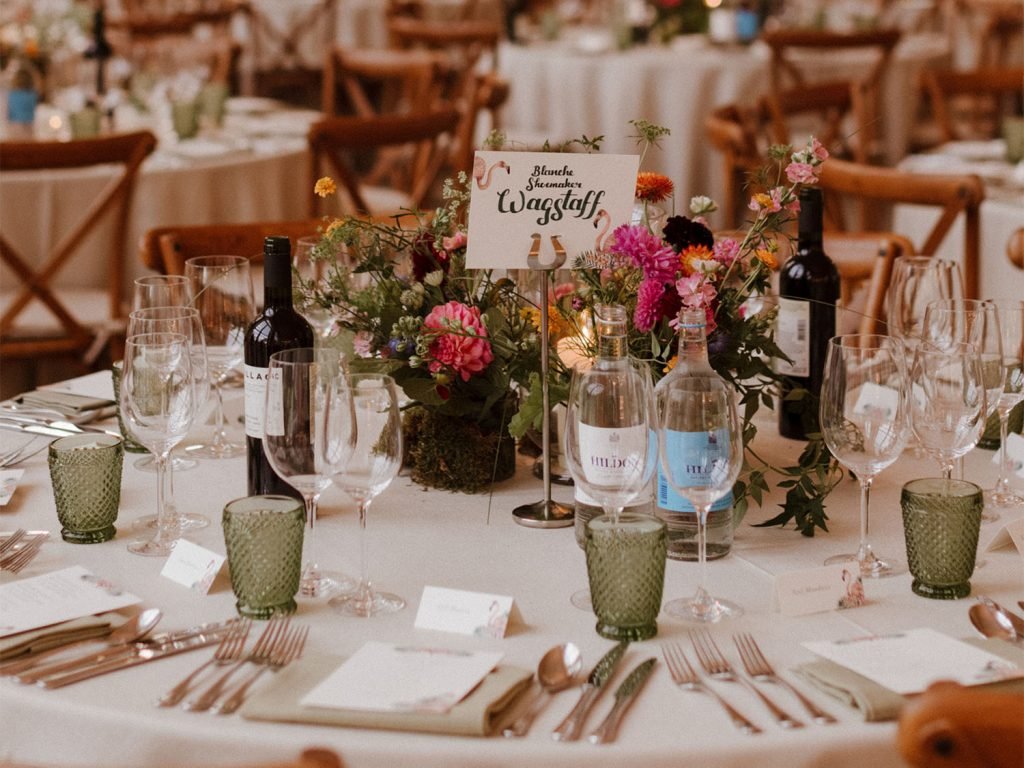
48 434 124 544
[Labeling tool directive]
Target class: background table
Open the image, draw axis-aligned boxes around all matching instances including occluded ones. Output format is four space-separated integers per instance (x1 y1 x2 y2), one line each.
1 372 1021 767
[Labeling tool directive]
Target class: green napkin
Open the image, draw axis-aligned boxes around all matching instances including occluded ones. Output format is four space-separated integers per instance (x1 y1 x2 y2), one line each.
793 637 1024 721
240 653 532 737
0 615 114 660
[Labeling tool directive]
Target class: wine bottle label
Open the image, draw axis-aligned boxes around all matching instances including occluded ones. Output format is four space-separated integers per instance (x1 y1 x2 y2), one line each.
577 423 647 487
657 428 734 513
776 297 810 377
244 364 269 438
264 368 286 437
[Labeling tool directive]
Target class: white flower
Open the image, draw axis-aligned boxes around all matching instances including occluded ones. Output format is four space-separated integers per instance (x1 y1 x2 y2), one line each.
689 196 717 215
424 270 445 287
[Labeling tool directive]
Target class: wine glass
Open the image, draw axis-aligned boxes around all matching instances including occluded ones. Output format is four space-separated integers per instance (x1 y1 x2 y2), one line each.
985 299 1024 509
263 347 356 598
127 306 211 532
184 255 253 459
656 377 744 622
329 373 404 617
910 340 987 479
132 275 192 311
293 236 337 341
120 332 195 556
820 334 909 577
887 257 964 353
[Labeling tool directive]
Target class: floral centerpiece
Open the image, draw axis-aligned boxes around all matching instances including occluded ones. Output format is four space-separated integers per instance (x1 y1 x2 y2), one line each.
0 1 89 81
647 0 710 43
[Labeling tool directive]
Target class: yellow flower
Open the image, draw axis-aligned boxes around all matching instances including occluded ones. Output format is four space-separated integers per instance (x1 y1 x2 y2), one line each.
754 248 778 269
325 218 343 237
679 244 713 275
663 355 678 374
635 172 674 204
314 177 337 198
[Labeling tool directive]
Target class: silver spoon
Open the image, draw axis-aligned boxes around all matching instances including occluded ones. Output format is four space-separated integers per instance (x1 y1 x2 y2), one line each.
9 608 163 681
503 643 583 738
978 597 1024 637
969 602 1019 643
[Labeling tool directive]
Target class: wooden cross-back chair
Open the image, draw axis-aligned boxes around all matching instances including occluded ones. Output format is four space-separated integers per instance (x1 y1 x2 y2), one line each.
921 66 1024 143
0 131 157 367
817 157 986 298
110 0 241 38
952 0 1024 67
307 109 461 217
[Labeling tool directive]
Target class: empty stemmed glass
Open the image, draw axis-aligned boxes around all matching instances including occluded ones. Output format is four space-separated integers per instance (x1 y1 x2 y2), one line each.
184 255 253 459
887 257 963 353
329 373 404 617
656 377 743 622
985 299 1024 509
292 236 338 341
820 334 909 577
120 332 195 556
262 347 356 598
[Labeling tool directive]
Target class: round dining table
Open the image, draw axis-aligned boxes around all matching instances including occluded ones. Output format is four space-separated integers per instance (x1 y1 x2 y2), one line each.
1 370 1021 768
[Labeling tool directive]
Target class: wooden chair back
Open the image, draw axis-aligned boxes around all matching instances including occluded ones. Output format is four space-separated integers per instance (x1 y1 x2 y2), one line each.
760 80 859 160
322 47 455 118
0 131 157 364
817 157 986 297
110 1 240 39
825 232 912 335
953 0 1024 67
307 109 461 217
704 103 765 229
921 66 1024 142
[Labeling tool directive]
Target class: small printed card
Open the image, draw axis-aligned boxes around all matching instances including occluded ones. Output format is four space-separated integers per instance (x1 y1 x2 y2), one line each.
465 151 639 270
984 516 1024 555
301 641 503 714
775 562 867 616
0 565 141 637
803 628 1024 695
160 539 225 593
414 586 516 638
990 433 1024 478
0 470 24 506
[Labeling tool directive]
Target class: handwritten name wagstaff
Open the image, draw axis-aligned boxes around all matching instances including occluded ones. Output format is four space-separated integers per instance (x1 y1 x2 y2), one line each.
495 164 606 226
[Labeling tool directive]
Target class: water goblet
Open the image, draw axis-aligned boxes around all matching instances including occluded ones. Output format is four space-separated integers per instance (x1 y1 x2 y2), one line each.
184 255 253 459
985 299 1024 509
820 334 909 577
120 332 195 556
329 373 404 617
887 257 963 354
657 377 743 622
293 236 337 341
263 347 356 598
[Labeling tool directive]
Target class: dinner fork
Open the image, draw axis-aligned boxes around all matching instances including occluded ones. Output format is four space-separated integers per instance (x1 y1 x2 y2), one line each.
0 536 45 573
184 616 289 712
690 630 804 729
213 623 308 715
156 619 252 707
660 642 761 735
733 633 837 725
0 438 47 468
0 529 27 557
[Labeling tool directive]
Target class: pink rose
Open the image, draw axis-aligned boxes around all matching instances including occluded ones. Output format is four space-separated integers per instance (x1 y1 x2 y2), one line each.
809 137 829 162
785 162 817 184
423 301 494 382
442 231 467 252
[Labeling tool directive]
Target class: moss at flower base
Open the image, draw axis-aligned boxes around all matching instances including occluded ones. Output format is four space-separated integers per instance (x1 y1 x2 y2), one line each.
402 406 517 493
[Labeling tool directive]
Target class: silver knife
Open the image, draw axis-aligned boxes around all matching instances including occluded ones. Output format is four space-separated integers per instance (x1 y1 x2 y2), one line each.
0 420 76 439
0 414 118 437
587 657 656 745
552 640 628 742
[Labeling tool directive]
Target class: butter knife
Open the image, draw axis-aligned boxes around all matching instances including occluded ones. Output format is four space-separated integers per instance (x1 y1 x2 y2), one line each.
552 640 628 742
587 657 656 745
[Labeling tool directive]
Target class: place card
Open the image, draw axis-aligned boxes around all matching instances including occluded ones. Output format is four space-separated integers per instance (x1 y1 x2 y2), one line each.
160 539 225 593
990 433 1024 478
465 151 639 270
0 565 141 637
774 562 867 616
414 586 517 638
0 470 24 506
300 641 504 714
984 516 1024 556
802 628 1024 695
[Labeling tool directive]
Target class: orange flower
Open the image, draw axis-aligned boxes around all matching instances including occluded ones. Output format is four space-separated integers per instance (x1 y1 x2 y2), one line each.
635 172 674 203
754 248 779 269
325 218 344 237
663 355 678 374
314 177 337 198
679 244 713 274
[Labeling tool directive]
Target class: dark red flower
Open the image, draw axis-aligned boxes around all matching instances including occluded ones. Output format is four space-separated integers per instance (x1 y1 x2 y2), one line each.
411 232 449 282
662 215 714 254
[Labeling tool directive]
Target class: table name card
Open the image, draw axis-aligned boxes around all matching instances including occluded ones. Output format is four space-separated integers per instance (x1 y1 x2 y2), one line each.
414 586 517 638
990 432 1024 478
465 151 639 270
0 470 24 506
160 539 225 593
775 562 867 616
0 565 140 637
984 516 1024 556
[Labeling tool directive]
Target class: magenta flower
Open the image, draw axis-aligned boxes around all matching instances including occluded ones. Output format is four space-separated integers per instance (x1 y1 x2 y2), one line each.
676 273 718 313
610 224 677 282
423 301 494 382
713 237 740 267
634 278 666 332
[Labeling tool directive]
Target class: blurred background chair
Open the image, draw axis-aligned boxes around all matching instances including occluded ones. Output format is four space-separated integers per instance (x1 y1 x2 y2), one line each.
920 66 1024 143
951 0 1024 67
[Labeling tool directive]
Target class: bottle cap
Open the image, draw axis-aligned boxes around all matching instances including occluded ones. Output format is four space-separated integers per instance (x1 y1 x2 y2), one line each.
263 236 292 289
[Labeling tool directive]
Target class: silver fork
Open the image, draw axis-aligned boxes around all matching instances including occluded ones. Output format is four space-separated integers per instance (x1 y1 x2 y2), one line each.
184 616 289 712
0 437 47 468
0 529 27 557
690 630 804 729
660 642 761 735
156 619 252 707
0 536 45 573
733 633 837 725
214 623 308 715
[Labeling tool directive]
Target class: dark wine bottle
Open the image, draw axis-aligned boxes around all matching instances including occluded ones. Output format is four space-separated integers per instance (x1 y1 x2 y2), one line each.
244 236 314 498
776 187 841 440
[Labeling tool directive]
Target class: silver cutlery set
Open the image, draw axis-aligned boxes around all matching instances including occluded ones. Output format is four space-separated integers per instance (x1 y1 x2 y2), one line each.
0 529 48 573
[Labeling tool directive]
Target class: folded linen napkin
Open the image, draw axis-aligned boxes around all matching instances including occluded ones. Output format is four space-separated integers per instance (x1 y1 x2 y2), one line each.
16 391 115 418
793 638 1024 722
0 614 114 660
240 653 532 737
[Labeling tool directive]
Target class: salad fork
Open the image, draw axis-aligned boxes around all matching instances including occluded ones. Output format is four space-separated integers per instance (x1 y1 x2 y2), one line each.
733 633 836 724
157 619 252 707
213 623 308 715
0 529 27 556
0 536 45 573
660 642 761 734
690 630 804 729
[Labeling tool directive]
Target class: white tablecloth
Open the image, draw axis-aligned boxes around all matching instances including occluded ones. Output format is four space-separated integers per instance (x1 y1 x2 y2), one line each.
1 372 1021 768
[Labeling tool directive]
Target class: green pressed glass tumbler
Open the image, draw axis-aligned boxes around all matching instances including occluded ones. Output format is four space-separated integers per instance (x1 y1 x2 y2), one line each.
901 478 983 600
223 495 305 619
48 434 124 544
585 513 667 640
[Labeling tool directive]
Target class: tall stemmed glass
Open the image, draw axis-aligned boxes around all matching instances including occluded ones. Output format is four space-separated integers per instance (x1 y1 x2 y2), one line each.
263 347 356 598
820 334 909 577
986 299 1024 509
910 340 987 480
184 255 253 459
329 373 404 617
120 332 195 556
293 236 337 341
127 306 212 532
887 257 963 352
657 378 743 622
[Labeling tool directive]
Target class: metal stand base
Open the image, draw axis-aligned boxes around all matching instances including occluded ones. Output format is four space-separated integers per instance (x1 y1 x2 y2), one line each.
512 500 574 528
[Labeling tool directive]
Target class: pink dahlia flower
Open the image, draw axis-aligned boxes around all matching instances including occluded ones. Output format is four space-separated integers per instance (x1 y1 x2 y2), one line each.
423 301 494 382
